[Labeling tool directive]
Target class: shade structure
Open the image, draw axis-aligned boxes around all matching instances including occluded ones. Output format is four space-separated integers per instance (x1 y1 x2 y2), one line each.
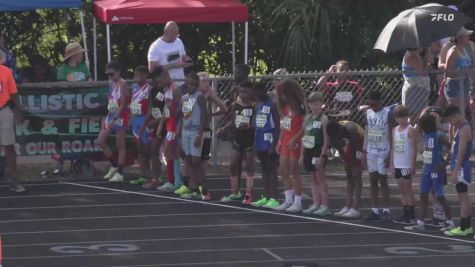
0 0 82 11
93 0 249 25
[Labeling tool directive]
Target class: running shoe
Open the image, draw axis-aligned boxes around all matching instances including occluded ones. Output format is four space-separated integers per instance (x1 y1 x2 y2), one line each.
201 192 212 201
10 184 26 193
220 192 242 203
251 196 268 207
273 202 292 211
313 205 332 216
334 206 349 217
405 221 425 231
129 177 147 185
341 208 360 219
174 185 189 196
109 173 124 182
365 211 381 222
303 204 320 215
242 194 253 205
157 182 176 192
286 203 302 213
104 167 118 180
263 198 279 209
382 210 392 221
142 178 158 189
181 192 202 199
444 227 474 237
440 220 456 232
393 216 413 225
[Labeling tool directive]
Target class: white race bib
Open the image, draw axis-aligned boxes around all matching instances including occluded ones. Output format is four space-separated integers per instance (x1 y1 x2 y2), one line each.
256 114 267 128
108 100 118 112
262 106 271 114
182 98 196 115
164 107 171 119
203 131 212 139
394 142 406 153
151 108 161 119
302 135 315 149
313 121 322 129
264 133 273 142
130 102 142 115
335 91 353 102
368 129 383 143
115 118 123 127
423 151 433 164
235 115 250 128
242 108 253 116
312 157 320 165
400 168 411 176
156 92 165 102
280 117 291 130
166 131 175 141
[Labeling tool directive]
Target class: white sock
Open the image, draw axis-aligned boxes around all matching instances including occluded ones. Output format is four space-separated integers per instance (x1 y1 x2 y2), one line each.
293 195 302 207
284 190 294 204
372 208 379 214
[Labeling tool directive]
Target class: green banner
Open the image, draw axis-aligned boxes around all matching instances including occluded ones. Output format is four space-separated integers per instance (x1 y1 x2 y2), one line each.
15 84 111 156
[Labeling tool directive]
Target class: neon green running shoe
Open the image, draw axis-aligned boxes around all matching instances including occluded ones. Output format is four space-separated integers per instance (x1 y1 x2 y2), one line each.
220 192 242 203
444 227 474 237
251 196 268 207
262 198 279 209
181 192 202 199
129 177 147 185
174 185 189 195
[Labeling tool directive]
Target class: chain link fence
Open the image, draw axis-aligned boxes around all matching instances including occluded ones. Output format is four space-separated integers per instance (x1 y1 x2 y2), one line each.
209 69 444 166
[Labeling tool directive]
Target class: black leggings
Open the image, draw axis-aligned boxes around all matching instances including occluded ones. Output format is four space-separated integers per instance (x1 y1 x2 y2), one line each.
256 151 279 199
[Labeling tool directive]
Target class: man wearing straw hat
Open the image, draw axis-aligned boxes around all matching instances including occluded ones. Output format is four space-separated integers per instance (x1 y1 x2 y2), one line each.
57 41 92 82
0 49 25 193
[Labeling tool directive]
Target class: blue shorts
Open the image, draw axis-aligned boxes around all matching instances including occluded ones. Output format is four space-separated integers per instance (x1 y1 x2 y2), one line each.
420 169 445 197
453 163 472 186
132 116 150 144
181 129 202 157
444 78 471 100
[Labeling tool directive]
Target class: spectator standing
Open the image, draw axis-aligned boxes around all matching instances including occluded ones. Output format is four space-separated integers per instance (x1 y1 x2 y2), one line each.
22 55 56 83
57 42 92 82
0 50 25 193
147 21 192 85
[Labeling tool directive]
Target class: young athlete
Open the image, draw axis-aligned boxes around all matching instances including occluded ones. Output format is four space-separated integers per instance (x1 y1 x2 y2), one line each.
391 105 418 225
443 105 473 237
404 113 453 231
251 82 280 209
197 72 228 200
179 73 208 199
218 81 256 205
129 66 152 185
274 79 307 212
327 120 364 218
362 90 392 221
97 62 130 182
154 67 183 192
301 92 330 216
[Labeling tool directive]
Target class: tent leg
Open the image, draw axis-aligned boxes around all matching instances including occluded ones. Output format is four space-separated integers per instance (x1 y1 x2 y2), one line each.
93 17 97 81
244 21 248 64
106 24 111 62
232 22 236 73
79 11 90 69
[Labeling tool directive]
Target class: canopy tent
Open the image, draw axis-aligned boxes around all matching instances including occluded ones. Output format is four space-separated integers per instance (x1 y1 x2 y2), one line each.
92 0 249 79
0 0 90 71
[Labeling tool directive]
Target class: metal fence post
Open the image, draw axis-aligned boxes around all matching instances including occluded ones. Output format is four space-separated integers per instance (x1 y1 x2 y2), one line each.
211 79 218 167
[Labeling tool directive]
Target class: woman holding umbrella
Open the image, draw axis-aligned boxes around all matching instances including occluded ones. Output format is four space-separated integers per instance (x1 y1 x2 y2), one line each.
402 47 431 123
444 27 474 121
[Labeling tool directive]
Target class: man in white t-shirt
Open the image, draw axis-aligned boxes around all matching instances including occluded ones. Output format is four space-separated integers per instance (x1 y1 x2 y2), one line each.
148 21 192 85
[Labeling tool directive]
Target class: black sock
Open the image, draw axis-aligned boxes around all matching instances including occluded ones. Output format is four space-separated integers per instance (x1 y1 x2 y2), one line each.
403 206 409 219
409 206 416 220
110 158 118 167
182 176 190 187
460 216 472 230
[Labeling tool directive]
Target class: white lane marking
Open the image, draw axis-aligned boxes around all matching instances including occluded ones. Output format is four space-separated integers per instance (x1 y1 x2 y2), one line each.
62 182 475 245
261 248 283 261
0 192 123 199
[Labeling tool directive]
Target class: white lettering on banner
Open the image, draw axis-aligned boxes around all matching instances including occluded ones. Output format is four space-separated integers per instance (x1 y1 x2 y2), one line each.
15 120 31 136
25 142 58 156
62 140 101 154
68 117 103 134
430 13 455 22
23 93 100 112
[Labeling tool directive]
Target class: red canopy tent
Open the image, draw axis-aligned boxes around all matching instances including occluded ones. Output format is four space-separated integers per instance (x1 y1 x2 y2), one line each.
92 0 249 79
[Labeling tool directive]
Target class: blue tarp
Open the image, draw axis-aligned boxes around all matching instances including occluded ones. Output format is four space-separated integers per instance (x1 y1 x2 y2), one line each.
0 0 82 11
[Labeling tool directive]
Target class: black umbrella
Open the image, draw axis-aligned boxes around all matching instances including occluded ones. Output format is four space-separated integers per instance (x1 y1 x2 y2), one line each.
374 3 472 52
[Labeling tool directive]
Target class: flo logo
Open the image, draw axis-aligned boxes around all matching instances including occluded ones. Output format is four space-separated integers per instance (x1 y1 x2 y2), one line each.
430 13 455 21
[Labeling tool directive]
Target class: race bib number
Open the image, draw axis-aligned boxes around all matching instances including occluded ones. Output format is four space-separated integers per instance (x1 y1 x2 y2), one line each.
356 151 363 160
235 115 250 128
256 114 267 128
312 157 320 165
280 117 291 130
182 98 196 115
334 91 353 102
155 92 165 102
313 121 322 129
264 132 273 142
400 168 410 176
302 135 315 149
166 131 175 141
261 106 271 114
431 172 439 179
130 102 142 115
203 131 212 139
107 100 118 112
458 169 465 181
242 109 253 117
151 108 161 119
368 129 383 143
422 151 433 164
164 107 171 119
394 142 406 153
115 118 123 127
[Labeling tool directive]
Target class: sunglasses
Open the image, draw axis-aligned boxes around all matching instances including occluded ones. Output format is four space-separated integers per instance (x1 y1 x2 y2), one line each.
105 72 116 77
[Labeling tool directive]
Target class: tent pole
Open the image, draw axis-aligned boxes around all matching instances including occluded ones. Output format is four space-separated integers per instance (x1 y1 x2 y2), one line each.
79 11 90 69
244 21 248 64
232 22 236 74
106 24 111 62
93 17 97 81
